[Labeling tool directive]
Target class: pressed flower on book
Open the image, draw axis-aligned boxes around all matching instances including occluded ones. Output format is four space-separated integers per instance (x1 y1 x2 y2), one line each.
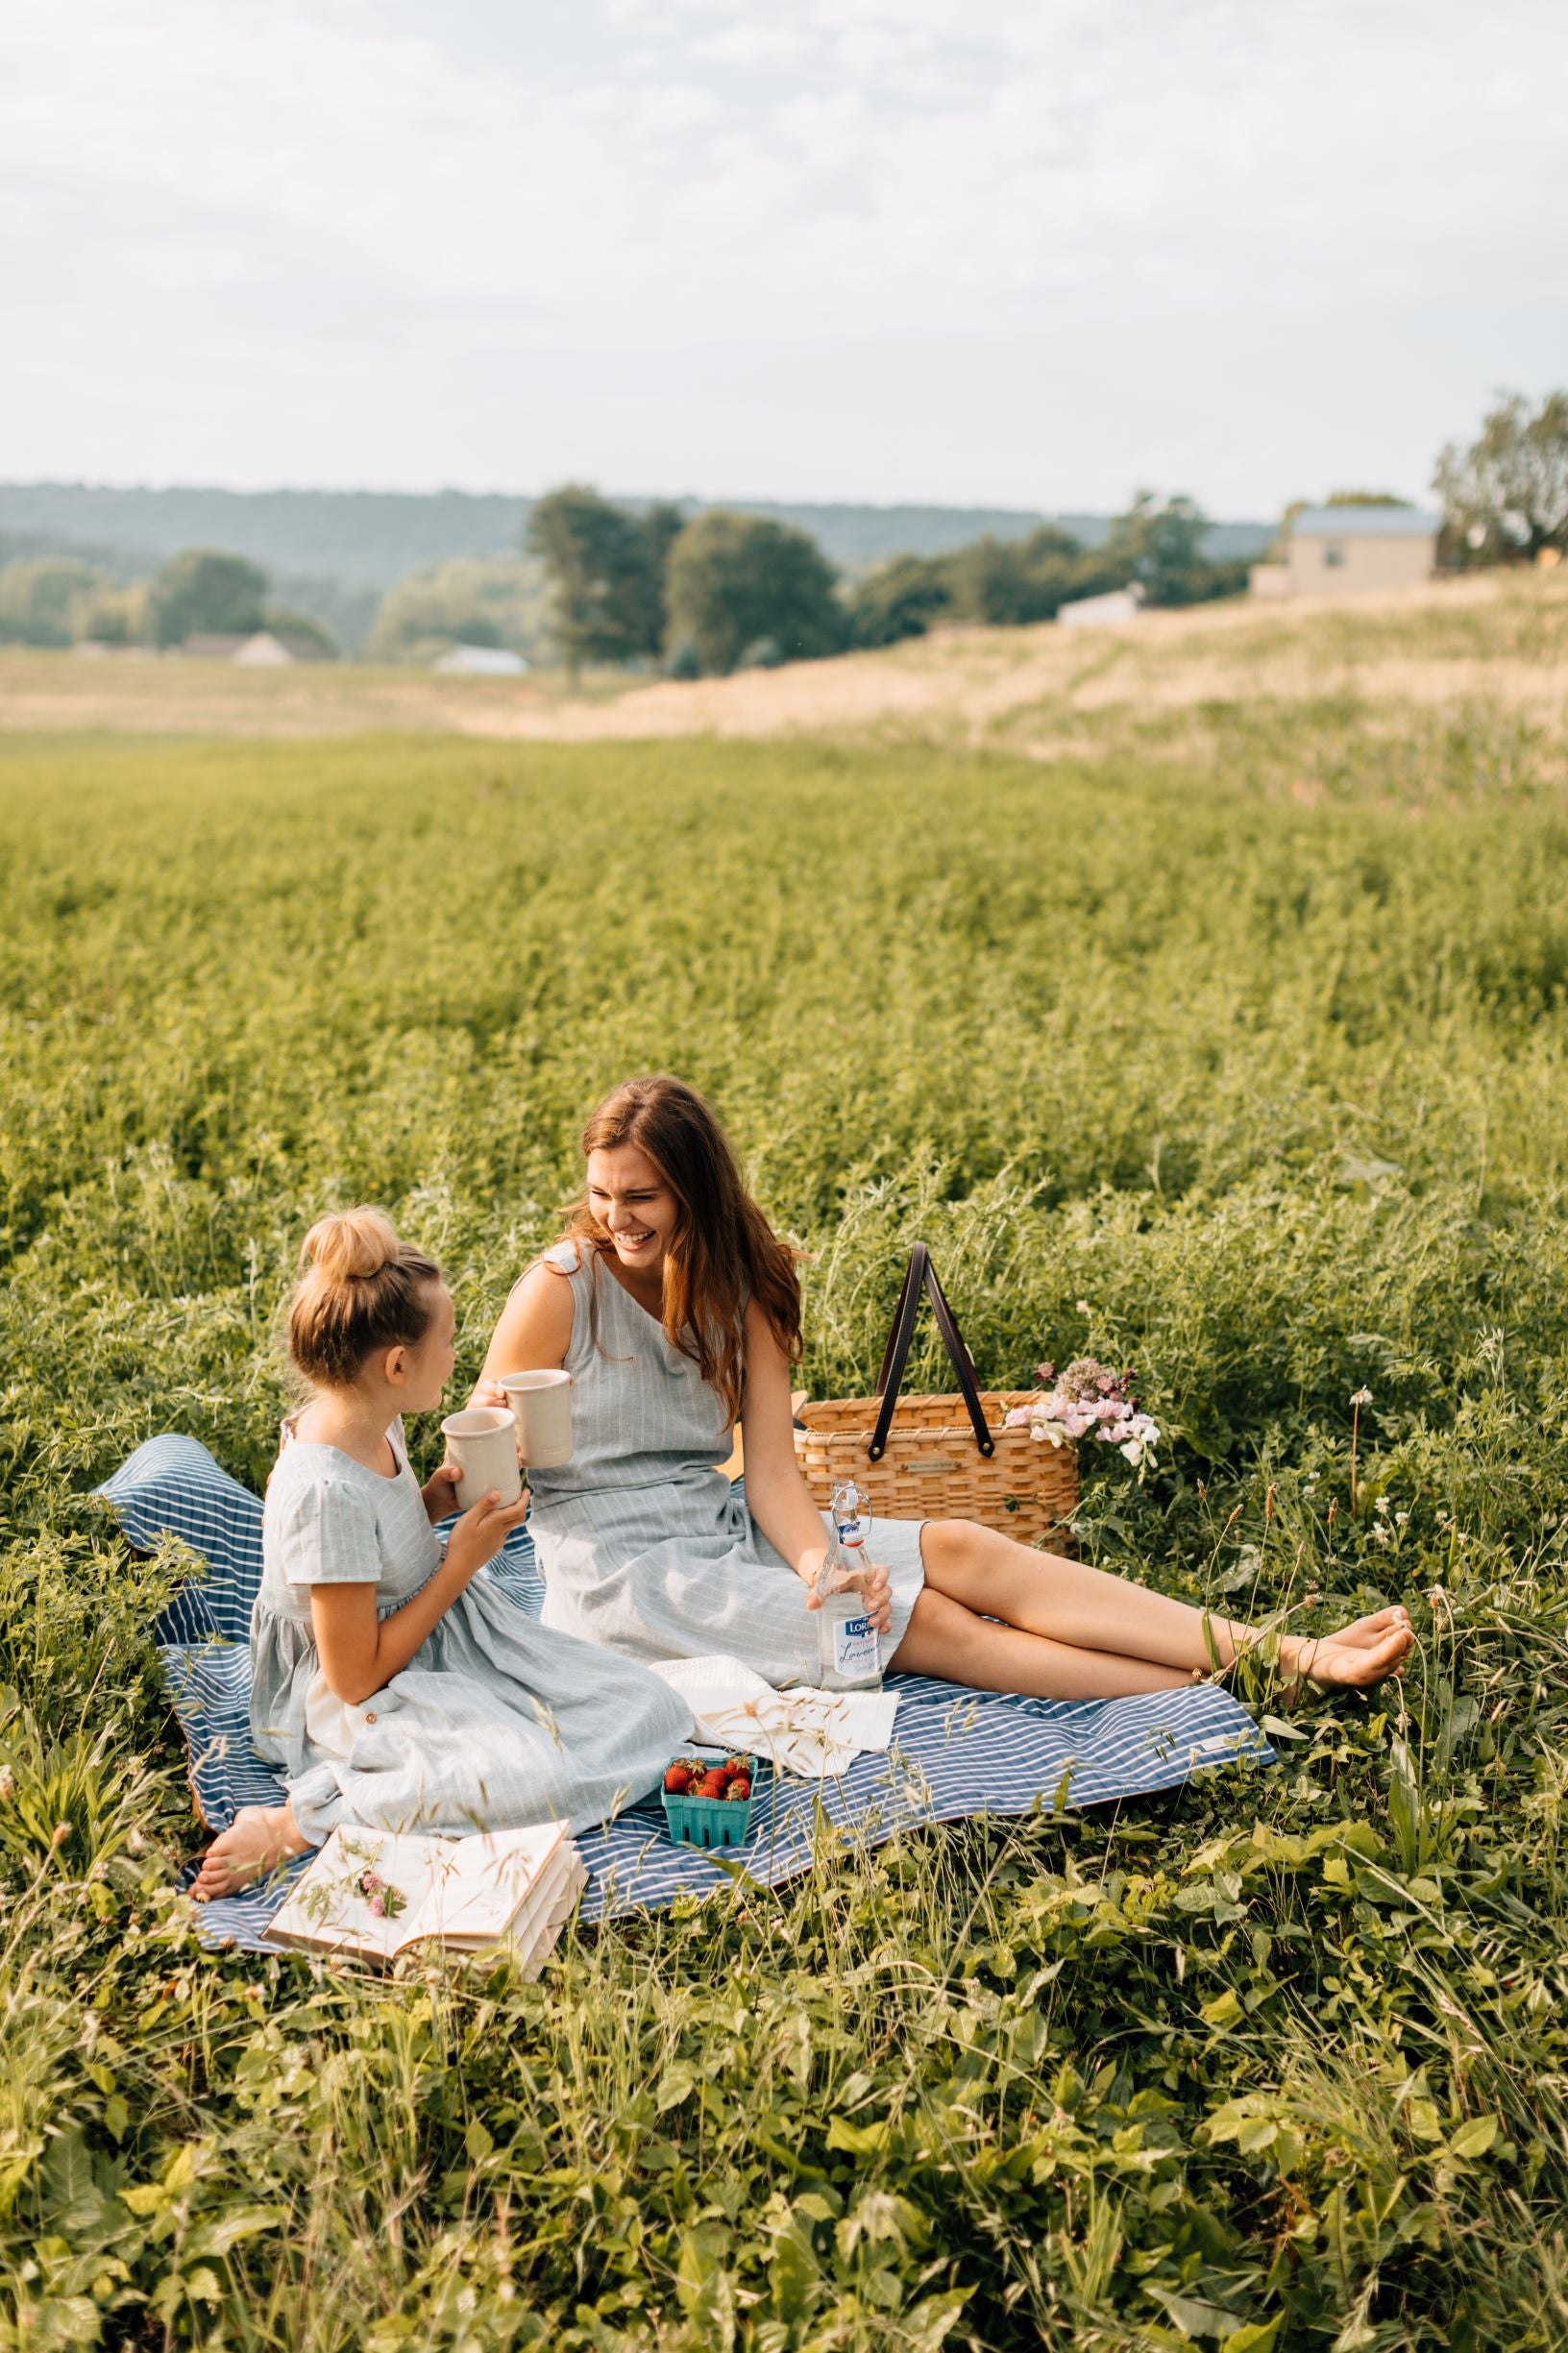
294 1831 408 1924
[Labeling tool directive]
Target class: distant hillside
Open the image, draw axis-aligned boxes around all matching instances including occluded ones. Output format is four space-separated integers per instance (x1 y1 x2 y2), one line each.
0 483 1273 580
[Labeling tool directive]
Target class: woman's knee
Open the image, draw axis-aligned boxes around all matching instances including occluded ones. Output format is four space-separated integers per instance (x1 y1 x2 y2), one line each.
919 1519 976 1579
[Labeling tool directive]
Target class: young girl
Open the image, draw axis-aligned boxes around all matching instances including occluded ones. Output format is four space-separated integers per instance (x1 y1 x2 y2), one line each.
476 1075 1413 1702
192 1209 690 1898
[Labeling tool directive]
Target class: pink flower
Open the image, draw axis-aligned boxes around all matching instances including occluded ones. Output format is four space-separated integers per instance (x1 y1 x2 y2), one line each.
367 1893 385 1918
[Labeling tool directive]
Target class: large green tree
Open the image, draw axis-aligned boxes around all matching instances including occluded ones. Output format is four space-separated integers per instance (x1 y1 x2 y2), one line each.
665 511 845 675
0 557 110 647
1097 493 1246 608
526 487 679 674
943 525 1117 626
847 552 955 648
364 557 545 664
1434 389 1568 559
147 549 267 648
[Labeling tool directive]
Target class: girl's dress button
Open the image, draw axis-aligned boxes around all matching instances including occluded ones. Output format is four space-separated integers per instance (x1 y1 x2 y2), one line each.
364 1710 377 1724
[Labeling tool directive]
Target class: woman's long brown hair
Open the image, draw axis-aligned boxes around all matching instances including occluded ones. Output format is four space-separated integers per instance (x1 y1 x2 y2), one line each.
562 1075 801 1421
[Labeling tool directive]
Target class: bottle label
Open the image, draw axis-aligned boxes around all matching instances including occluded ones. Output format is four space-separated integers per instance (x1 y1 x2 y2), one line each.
832 1612 880 1681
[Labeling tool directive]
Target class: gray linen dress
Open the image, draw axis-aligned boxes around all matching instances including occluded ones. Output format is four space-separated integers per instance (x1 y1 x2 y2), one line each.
250 1416 690 1844
528 1241 927 1684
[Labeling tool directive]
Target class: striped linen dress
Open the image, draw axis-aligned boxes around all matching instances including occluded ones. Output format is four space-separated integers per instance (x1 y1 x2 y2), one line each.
527 1241 927 1685
249 1415 690 1843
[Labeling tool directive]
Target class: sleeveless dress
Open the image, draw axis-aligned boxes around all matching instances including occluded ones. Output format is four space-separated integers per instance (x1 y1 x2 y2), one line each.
527 1241 927 1685
249 1414 690 1845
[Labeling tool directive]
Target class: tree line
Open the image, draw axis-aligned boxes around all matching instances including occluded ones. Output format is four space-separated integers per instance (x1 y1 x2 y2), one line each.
0 547 335 656
523 487 1256 677
2 390 1562 666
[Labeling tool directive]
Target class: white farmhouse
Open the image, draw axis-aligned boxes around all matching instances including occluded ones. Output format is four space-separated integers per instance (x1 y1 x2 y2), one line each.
233 629 333 666
433 645 528 675
1254 506 1442 600
1057 587 1143 629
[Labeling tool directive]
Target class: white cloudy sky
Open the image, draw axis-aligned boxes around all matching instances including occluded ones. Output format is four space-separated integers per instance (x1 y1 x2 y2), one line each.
3 0 1564 516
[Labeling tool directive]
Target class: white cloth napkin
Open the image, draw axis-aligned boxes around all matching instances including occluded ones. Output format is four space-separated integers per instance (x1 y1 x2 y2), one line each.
649 1654 900 1779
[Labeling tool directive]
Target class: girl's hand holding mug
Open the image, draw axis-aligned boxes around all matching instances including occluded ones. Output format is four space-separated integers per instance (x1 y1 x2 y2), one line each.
420 1461 465 1526
445 1488 531 1582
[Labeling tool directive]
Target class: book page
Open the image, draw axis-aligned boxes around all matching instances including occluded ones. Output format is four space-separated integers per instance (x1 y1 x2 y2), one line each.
270 1827 453 1964
515 1864 589 1981
400 1821 566 1949
438 1851 586 1958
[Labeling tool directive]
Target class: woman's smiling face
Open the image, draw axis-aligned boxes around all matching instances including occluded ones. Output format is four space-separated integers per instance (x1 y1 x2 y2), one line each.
586 1142 680 1283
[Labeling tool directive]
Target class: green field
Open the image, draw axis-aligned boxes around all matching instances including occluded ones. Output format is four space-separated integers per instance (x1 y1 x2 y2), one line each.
5 653 1568 2347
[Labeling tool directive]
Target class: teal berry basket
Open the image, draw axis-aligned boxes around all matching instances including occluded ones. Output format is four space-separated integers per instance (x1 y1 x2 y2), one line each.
660 1748 757 1850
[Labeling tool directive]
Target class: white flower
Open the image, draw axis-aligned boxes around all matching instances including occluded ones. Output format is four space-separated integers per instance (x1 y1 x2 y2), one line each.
1351 1386 1373 1407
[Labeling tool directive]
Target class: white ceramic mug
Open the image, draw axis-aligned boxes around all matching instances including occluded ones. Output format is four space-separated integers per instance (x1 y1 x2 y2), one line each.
499 1369 574 1468
440 1405 524 1511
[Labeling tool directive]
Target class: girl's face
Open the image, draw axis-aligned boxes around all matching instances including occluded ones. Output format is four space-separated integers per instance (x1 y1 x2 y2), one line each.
587 1143 680 1283
393 1280 457 1410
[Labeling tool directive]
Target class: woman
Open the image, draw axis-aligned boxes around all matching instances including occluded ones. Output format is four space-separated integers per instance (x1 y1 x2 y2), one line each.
192 1207 690 1897
478 1076 1413 1700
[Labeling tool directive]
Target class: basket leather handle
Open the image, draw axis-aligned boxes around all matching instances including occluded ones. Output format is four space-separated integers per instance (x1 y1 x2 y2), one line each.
869 1243 995 1463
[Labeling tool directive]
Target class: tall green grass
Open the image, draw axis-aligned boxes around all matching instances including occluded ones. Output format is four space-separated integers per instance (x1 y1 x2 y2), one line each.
2 717 1567 2348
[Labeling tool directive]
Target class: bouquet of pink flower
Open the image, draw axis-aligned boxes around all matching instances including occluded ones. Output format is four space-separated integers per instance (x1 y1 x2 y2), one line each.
1003 1358 1161 1473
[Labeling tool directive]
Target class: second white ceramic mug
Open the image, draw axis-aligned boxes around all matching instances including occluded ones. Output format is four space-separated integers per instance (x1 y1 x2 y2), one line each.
440 1405 524 1511
500 1369 574 1468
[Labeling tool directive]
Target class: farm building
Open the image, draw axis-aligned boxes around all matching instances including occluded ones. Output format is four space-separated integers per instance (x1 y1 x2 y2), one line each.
181 630 331 663
233 629 333 666
1057 587 1142 629
180 633 250 660
433 644 528 675
1252 506 1441 599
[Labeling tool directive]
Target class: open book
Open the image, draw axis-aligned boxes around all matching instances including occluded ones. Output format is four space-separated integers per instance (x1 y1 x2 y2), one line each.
270 1821 585 1970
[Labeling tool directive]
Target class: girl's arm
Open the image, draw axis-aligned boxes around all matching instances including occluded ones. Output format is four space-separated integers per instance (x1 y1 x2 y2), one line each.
737 1300 893 1631
311 1489 529 1704
470 1260 576 1405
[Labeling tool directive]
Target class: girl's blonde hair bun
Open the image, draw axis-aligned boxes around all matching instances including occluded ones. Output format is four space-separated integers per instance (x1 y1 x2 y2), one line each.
289 1209 441 1387
302 1206 403 1284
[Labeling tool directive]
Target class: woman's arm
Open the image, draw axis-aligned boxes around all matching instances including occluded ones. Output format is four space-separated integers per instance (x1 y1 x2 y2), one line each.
310 1489 529 1704
737 1301 892 1631
471 1260 576 1405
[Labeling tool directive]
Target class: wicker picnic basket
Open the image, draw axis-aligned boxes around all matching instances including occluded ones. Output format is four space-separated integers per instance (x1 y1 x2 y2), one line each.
795 1245 1077 1549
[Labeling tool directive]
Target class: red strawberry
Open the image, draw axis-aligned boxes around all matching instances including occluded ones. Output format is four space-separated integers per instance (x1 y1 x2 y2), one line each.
723 1754 751 1778
663 1764 693 1794
725 1778 751 1802
698 1770 728 1800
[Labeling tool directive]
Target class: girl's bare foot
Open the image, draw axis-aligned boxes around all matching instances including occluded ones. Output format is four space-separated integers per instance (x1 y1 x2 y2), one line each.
190 1802 309 1900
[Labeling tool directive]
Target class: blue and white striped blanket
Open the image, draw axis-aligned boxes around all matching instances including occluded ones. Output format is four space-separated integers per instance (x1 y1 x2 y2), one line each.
100 1434 1274 1953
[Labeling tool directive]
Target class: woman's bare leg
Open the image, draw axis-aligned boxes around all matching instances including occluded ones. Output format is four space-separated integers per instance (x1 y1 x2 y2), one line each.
913 1520 1413 1690
890 1585 1191 1698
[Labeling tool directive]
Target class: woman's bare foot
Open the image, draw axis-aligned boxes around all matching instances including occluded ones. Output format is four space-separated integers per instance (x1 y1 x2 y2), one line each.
1331 1606 1413 1654
190 1802 309 1900
1278 1606 1413 1693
